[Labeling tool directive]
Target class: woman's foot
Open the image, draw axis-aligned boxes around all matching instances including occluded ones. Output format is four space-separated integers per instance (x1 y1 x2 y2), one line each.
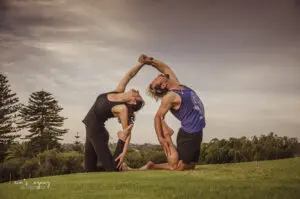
121 163 131 171
121 163 140 171
117 124 133 141
139 161 154 170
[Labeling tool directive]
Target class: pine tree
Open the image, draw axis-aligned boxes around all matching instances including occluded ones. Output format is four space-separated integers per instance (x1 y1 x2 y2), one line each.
73 132 82 152
19 91 68 152
75 132 80 145
0 73 20 144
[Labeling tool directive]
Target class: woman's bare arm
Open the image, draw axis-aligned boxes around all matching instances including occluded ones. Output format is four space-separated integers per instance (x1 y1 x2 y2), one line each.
114 63 144 93
117 107 133 164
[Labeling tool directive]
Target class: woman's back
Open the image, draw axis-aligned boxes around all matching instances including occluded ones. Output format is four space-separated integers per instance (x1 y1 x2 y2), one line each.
82 92 124 128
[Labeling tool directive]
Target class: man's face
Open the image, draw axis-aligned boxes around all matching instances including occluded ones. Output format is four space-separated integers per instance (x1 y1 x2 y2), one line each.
150 75 168 90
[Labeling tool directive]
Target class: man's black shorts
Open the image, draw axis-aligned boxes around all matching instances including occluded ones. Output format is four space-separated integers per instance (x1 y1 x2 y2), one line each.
176 128 203 164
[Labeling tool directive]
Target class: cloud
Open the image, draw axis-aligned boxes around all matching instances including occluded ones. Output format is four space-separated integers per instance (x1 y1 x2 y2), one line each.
1 0 299 144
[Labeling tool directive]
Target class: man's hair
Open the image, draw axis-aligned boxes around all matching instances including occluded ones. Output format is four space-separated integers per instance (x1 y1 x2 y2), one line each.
147 74 170 101
127 99 145 124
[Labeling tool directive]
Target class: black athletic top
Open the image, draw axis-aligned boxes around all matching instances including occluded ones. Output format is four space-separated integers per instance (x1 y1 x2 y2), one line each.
82 92 125 128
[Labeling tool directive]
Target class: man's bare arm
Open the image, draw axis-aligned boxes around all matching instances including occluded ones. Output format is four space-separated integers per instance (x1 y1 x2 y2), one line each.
154 92 176 140
139 55 180 84
114 63 144 93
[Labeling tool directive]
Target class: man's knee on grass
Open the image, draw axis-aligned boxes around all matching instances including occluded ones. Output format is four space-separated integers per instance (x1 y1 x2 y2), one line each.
169 162 178 170
167 151 179 170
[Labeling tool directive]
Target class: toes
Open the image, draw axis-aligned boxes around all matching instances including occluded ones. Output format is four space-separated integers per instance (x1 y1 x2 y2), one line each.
117 131 125 141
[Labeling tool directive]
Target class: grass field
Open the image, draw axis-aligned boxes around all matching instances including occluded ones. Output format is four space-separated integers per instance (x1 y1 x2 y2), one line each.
0 158 300 199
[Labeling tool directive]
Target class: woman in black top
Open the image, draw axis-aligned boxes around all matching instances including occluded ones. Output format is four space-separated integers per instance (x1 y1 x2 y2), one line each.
83 62 145 172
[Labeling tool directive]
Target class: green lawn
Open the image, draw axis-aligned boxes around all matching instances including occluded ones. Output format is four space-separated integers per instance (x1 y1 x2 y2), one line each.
1 158 300 199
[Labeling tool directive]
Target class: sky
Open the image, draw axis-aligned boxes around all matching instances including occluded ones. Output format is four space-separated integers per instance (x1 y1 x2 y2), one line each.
0 0 299 144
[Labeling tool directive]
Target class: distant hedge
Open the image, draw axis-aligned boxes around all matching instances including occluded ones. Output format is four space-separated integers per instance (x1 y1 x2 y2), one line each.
200 133 299 164
0 150 84 183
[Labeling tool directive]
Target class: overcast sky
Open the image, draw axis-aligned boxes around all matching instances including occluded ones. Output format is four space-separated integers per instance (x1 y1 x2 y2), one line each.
1 0 299 144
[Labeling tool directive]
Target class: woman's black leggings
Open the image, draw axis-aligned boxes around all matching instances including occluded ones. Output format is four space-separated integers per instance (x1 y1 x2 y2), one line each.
85 126 125 172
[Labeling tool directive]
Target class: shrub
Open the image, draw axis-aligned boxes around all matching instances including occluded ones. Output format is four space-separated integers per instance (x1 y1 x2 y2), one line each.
125 150 147 168
35 149 84 176
60 151 84 174
149 151 167 164
0 158 26 183
20 158 40 179
36 149 62 176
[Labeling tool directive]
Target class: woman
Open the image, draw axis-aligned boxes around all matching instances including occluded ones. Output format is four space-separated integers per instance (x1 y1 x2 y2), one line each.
83 62 145 172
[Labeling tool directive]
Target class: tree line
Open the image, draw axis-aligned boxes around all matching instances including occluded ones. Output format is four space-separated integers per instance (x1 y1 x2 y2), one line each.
200 133 299 164
0 73 299 183
0 73 68 162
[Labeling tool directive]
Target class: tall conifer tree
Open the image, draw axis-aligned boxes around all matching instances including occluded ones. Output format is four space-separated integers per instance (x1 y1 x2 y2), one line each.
20 91 67 152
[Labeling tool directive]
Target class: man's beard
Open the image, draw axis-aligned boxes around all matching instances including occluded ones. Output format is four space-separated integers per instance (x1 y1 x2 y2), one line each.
154 85 169 95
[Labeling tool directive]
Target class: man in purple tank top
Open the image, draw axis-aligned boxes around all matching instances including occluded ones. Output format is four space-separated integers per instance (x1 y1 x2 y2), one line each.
138 54 206 171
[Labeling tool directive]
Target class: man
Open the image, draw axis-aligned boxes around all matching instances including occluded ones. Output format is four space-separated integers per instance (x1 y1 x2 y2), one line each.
139 55 206 171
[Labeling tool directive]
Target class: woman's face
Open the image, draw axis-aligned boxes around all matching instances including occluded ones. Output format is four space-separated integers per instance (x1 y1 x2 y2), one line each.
126 89 142 105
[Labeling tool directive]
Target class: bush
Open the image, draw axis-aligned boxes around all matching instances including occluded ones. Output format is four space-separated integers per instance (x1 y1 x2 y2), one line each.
124 148 168 168
0 158 26 183
60 151 84 174
149 151 167 164
36 149 84 176
20 159 40 178
36 149 62 176
125 150 147 168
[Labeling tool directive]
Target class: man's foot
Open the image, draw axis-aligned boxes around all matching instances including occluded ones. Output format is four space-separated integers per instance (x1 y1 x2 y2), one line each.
164 127 174 136
162 120 174 136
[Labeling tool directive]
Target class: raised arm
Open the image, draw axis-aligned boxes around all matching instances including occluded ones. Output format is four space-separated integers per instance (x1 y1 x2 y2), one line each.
139 55 180 84
114 63 144 93
154 92 177 155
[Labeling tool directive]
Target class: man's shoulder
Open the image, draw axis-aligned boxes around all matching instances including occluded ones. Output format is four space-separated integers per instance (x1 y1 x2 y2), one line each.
161 91 179 104
164 91 177 98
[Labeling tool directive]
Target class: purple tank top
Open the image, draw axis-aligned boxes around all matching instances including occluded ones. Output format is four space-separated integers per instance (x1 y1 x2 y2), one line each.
170 86 206 133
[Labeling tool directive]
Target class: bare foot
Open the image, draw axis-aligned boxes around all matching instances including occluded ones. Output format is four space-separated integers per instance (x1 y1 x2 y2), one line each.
139 161 154 170
117 124 133 141
164 127 174 136
121 163 140 171
121 163 132 171
147 161 154 169
162 120 174 136
117 131 126 141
